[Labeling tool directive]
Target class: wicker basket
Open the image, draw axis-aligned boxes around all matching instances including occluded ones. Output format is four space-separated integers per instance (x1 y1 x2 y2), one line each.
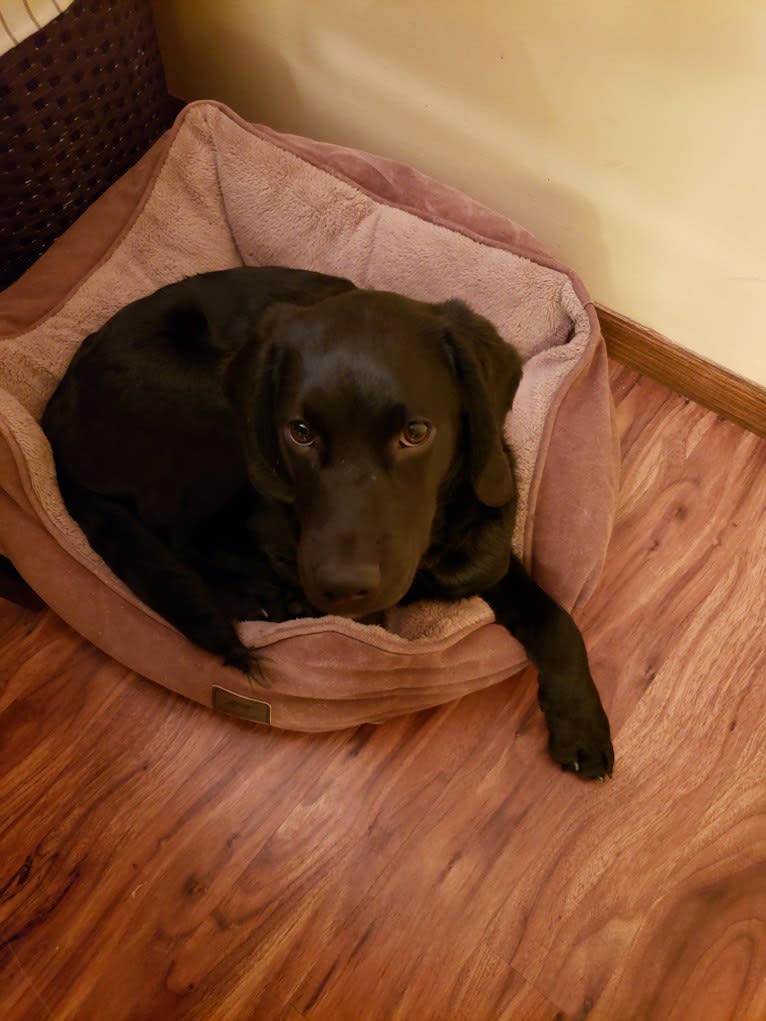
0 0 180 289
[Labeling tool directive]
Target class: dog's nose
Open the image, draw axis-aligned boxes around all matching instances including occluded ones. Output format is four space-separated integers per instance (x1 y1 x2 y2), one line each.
316 562 382 606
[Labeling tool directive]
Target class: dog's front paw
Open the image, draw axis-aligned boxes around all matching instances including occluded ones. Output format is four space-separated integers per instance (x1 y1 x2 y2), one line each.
540 685 614 781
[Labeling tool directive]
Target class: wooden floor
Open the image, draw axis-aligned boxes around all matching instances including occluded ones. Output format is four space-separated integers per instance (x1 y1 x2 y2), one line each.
1 364 765 1021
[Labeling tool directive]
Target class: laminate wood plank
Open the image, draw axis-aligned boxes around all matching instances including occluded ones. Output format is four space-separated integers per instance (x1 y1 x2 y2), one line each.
494 554 765 1013
1 364 765 1021
56 684 543 1020
288 368 765 1019
597 813 766 1021
203 677 552 1021
66 714 449 1019
0 615 536 1019
494 370 766 1016
579 368 766 730
300 940 560 1021
1 613 350 1020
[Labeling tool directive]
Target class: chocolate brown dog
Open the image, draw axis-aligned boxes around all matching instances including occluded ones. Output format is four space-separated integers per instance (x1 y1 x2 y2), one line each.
42 266 613 779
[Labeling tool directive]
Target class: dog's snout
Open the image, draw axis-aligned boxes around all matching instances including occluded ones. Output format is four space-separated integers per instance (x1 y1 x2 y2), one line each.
315 561 381 607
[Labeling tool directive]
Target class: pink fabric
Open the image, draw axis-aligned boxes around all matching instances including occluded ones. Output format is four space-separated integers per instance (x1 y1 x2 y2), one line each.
0 101 618 730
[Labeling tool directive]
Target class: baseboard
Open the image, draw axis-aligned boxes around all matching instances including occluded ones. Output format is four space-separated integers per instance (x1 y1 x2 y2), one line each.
596 305 766 438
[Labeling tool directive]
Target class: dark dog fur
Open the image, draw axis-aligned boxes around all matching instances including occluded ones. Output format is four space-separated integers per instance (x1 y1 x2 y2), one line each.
42 266 613 778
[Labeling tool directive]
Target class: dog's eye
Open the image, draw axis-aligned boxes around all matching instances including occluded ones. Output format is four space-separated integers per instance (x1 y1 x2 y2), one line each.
399 419 433 447
287 419 316 446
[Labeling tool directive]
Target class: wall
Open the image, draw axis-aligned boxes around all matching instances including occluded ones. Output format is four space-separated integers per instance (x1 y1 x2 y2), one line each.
152 0 766 387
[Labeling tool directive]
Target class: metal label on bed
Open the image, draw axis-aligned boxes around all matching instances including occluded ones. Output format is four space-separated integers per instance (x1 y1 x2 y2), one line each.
212 686 272 725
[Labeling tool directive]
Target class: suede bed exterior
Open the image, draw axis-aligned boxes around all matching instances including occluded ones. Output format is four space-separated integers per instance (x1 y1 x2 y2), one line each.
0 101 619 730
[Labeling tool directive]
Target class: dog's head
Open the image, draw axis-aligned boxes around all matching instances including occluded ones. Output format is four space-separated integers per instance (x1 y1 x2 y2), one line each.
226 289 522 617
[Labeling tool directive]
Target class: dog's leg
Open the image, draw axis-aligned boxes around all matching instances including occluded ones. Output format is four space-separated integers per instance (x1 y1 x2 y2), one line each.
187 493 316 623
58 475 253 672
191 546 316 623
482 555 613 780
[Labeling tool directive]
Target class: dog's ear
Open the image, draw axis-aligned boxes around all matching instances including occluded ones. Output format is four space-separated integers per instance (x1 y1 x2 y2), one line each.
437 300 522 508
223 304 297 504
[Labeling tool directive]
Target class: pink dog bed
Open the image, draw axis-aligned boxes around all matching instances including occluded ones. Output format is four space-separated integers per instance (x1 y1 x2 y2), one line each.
0 101 618 730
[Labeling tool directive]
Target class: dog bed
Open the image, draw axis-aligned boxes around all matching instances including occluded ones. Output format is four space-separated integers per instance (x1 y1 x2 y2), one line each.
0 101 618 731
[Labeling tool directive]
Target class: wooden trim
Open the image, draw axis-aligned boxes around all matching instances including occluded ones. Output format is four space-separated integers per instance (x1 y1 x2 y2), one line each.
596 305 766 438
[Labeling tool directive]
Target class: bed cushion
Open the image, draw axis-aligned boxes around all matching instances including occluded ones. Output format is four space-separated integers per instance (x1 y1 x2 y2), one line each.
0 100 618 731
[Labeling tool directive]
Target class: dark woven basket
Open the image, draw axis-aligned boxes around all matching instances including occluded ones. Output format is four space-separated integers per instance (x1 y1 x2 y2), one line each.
0 0 181 290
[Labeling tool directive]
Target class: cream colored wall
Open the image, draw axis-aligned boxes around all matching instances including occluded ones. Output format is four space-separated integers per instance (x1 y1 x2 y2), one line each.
153 0 766 386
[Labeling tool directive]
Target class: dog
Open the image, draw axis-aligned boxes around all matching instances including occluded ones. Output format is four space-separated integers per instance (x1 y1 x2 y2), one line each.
42 266 613 779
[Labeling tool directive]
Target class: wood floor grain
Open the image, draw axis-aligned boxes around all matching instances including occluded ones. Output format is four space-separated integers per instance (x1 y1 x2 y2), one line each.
1 364 765 1021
